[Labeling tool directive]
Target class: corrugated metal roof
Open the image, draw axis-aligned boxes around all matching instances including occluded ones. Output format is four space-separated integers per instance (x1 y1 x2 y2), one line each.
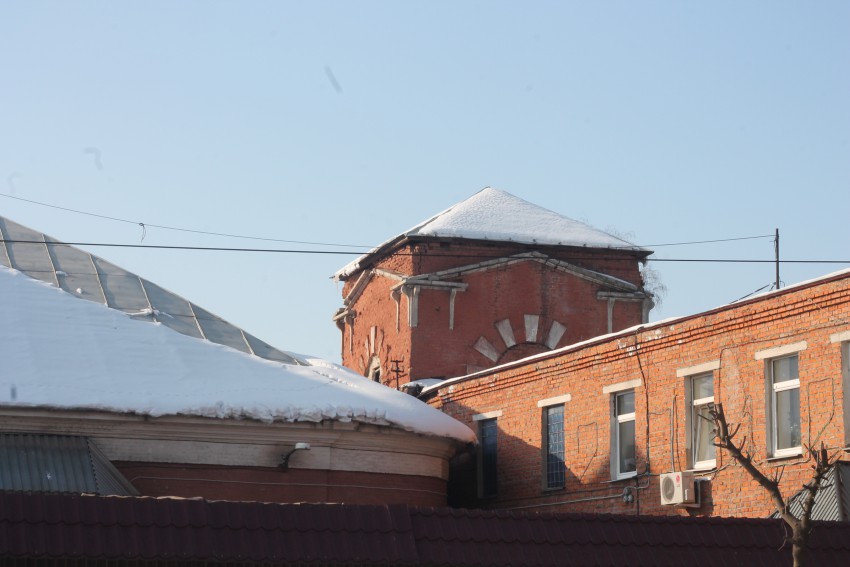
771 461 850 522
3 493 850 566
0 216 307 366
0 434 137 496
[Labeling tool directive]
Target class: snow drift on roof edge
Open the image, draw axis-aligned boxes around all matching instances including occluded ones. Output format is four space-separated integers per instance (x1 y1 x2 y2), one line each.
0 265 475 444
335 187 647 279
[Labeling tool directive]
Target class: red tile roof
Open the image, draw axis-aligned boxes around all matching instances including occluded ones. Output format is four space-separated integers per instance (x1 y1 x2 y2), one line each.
2 492 850 566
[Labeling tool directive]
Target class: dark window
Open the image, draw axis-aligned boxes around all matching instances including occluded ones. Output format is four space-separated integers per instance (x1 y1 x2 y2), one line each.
544 405 565 489
479 418 498 497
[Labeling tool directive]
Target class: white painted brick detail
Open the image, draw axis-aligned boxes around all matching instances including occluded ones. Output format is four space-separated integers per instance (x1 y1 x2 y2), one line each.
524 314 540 343
496 319 516 348
545 321 567 349
474 337 499 362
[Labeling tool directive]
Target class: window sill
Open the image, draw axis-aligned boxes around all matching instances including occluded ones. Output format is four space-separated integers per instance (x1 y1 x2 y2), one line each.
541 485 565 494
604 473 638 484
686 466 717 475
766 449 803 462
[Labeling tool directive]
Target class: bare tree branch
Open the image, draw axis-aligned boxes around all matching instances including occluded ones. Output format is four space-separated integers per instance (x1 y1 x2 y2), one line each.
710 403 835 567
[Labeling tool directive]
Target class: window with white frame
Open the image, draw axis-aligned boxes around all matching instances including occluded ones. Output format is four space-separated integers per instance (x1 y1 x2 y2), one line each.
542 404 565 489
688 373 716 469
768 354 801 457
830 331 850 448
843 340 850 448
614 390 637 478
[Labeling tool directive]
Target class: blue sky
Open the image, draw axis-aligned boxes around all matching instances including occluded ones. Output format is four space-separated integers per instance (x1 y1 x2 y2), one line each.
1 2 848 363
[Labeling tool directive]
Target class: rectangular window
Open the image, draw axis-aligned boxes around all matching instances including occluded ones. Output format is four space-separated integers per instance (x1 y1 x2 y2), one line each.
769 354 801 457
843 341 850 447
542 405 565 489
479 418 498 497
688 373 716 469
614 390 636 479
831 331 850 448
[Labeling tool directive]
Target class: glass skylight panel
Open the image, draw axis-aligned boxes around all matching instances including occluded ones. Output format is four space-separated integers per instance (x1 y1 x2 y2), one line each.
141 279 204 338
0 218 55 284
47 239 107 304
192 304 251 354
91 258 150 312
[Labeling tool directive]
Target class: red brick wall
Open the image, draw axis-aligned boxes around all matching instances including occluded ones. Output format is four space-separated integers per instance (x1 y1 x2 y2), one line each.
411 261 643 379
340 241 647 382
410 241 645 287
427 273 850 518
341 271 413 384
115 462 447 507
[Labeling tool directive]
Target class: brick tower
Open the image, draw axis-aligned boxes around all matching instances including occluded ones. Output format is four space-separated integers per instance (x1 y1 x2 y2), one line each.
333 188 654 387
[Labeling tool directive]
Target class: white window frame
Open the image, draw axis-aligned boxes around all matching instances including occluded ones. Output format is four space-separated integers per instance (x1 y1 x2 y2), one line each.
755 343 806 459
678 361 720 470
768 354 802 458
829 331 850 447
613 390 637 480
687 373 716 470
603 381 640 481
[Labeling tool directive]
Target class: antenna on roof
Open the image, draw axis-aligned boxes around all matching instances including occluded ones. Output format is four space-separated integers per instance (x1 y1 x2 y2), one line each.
774 228 780 290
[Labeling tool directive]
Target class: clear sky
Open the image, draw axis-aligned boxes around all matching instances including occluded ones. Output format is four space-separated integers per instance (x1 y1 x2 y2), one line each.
1 2 848 363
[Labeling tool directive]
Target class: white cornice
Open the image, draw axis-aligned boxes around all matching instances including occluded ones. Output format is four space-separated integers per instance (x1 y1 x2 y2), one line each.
408 252 639 292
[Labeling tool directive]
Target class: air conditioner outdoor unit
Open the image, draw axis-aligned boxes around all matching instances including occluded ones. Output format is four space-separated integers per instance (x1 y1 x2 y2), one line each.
660 471 698 506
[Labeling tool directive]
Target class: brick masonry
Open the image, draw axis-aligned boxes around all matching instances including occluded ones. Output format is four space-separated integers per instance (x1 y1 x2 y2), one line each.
339 240 649 383
426 271 850 518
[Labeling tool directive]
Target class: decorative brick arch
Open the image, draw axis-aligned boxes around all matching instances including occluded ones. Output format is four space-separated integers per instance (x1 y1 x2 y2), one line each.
473 315 567 366
359 325 385 381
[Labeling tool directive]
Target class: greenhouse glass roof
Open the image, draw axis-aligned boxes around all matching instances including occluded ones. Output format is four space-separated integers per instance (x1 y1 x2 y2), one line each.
0 216 306 366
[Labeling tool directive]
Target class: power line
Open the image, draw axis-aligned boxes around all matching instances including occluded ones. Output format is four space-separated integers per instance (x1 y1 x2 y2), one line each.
618 234 775 248
0 192 372 249
2 191 778 252
0 239 363 255
1 239 848 265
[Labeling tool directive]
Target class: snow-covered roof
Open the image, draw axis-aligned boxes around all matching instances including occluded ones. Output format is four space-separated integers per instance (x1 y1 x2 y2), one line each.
0 216 304 366
0 245 475 444
335 187 649 280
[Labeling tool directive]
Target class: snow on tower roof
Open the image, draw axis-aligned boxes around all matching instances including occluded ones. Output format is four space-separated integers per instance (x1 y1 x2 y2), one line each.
0 226 475 444
335 187 649 280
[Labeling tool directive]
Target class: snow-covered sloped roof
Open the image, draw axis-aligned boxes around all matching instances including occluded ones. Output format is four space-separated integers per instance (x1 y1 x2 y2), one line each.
0 216 304 366
335 187 648 280
0 251 475 444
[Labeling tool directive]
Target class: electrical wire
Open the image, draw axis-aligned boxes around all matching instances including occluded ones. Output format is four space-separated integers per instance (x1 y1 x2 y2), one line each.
0 191 780 252
0 192 372 249
614 234 775 248
1 239 849 265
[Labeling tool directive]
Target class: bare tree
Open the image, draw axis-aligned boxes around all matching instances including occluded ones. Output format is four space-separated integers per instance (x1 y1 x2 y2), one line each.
710 403 836 567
